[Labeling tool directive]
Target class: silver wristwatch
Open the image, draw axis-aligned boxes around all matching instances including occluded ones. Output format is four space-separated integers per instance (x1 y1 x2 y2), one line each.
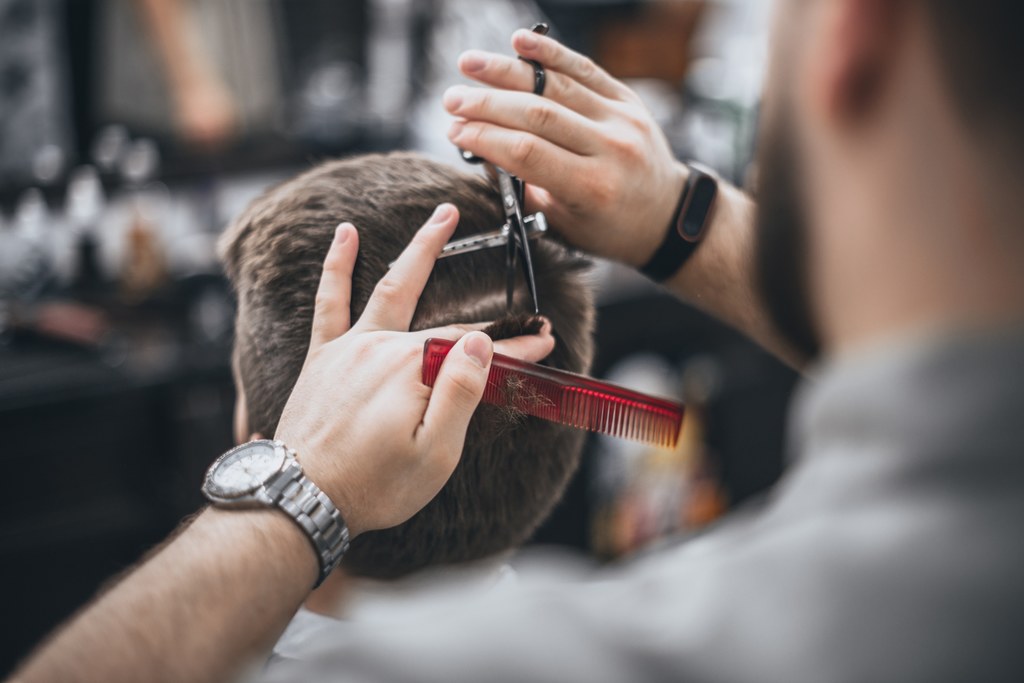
202 439 350 587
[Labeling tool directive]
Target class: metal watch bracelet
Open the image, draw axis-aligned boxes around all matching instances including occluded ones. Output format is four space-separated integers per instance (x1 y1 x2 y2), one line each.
265 460 351 588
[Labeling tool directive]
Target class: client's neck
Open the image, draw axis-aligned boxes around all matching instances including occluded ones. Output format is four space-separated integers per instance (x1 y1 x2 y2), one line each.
304 569 351 616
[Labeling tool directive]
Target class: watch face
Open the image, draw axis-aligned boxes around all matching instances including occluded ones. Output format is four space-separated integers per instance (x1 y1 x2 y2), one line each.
679 174 717 242
207 441 285 498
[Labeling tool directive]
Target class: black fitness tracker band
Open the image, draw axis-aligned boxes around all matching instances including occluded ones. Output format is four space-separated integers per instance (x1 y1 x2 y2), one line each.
640 163 718 282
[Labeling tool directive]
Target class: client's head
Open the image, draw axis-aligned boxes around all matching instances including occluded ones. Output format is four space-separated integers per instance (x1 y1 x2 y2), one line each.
219 152 594 580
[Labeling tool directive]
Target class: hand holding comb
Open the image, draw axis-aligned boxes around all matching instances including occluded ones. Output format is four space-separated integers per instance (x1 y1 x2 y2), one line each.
422 338 684 448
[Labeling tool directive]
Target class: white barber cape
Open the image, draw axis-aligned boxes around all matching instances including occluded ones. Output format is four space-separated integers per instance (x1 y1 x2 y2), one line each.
271 560 517 663
258 325 1024 683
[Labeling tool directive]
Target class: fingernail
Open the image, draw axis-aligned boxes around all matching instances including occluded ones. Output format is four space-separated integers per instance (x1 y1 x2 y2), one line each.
335 222 353 244
464 332 493 369
443 87 463 112
430 203 456 225
539 316 552 335
462 52 487 73
448 119 465 140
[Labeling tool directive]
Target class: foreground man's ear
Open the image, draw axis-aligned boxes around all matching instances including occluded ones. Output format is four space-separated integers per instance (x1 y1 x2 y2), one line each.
810 0 908 125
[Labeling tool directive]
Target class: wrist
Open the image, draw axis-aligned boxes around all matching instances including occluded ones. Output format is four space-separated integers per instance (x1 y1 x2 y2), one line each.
273 434 367 539
202 439 352 587
665 180 755 306
630 162 690 268
639 163 720 282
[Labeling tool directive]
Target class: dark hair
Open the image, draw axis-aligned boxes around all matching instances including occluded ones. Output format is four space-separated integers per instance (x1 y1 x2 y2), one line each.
923 1 1024 158
219 152 594 579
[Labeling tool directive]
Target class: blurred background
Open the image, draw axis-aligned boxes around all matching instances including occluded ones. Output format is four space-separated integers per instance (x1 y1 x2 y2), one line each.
0 0 790 673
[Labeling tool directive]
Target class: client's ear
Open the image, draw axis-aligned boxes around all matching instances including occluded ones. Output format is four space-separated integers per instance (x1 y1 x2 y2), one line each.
233 382 250 446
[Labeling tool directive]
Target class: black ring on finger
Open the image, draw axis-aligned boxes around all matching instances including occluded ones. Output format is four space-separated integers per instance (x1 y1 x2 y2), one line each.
519 57 546 97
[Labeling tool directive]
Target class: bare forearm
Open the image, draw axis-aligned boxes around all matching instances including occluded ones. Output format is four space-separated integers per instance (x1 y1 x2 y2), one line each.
13 508 316 683
135 0 214 92
661 169 805 368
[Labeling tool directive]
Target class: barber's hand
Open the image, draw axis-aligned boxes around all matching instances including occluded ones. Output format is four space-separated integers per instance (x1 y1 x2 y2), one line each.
444 30 687 268
274 204 555 538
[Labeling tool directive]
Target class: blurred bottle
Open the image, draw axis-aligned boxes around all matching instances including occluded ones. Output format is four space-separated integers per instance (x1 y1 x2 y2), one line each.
12 188 54 296
91 124 131 176
14 187 50 244
31 143 66 187
118 138 168 303
0 188 54 341
66 166 107 296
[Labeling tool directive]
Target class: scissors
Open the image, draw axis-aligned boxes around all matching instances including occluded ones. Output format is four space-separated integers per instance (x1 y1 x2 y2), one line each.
495 165 541 314
390 22 549 314
452 21 549 315
390 155 545 315
456 144 542 314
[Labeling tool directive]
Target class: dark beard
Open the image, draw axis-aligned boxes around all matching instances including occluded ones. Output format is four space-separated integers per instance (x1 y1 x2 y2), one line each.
753 117 822 361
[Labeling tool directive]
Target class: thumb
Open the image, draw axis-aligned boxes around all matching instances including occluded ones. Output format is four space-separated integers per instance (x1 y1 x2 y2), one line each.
419 332 493 451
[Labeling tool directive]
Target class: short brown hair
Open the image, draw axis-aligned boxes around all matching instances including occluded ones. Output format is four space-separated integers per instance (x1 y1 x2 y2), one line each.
219 152 594 579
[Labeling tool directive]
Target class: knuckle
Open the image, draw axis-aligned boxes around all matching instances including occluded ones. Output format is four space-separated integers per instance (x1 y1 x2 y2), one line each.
322 251 343 271
409 231 439 257
540 40 562 65
372 276 403 306
476 89 494 115
621 87 644 106
445 367 482 404
601 120 644 161
610 133 643 162
314 289 336 312
525 102 555 131
549 73 574 102
401 342 420 364
587 174 618 209
576 56 597 81
351 337 375 363
348 335 372 358
460 121 484 148
510 136 541 169
624 108 653 134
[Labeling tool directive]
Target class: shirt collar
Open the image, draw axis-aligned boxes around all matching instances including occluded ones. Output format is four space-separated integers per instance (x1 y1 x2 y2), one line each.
788 322 1024 468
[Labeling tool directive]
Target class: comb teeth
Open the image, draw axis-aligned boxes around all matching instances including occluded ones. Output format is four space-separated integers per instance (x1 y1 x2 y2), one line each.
422 338 683 448
559 387 681 448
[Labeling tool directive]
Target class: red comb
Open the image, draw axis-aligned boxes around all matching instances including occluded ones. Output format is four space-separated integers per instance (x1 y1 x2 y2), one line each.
422 338 684 448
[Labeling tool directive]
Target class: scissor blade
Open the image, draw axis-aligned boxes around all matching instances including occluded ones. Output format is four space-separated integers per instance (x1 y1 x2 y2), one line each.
516 222 540 314
497 172 540 314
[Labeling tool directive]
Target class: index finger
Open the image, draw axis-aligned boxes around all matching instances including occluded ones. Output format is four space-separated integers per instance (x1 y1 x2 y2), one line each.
414 317 556 364
309 222 359 349
511 30 634 102
357 204 459 332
